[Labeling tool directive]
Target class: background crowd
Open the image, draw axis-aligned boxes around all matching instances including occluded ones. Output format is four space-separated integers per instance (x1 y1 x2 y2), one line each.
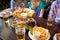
0 0 55 19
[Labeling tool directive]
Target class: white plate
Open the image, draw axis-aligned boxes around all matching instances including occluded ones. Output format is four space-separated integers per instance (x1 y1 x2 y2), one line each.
28 30 50 40
28 31 37 40
53 34 57 40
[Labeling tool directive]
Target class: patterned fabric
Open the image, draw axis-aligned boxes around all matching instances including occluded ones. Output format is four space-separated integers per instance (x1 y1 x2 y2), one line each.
56 0 60 4
49 1 60 23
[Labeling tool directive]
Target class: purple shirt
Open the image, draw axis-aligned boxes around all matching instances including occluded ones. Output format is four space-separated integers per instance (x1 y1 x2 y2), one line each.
49 1 60 23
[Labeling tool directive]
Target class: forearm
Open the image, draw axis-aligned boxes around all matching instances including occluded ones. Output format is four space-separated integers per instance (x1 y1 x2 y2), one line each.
10 0 14 12
39 8 44 18
10 5 14 12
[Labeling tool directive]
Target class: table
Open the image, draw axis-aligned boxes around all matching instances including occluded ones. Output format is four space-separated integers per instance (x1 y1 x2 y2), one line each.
25 16 60 40
0 8 21 40
0 17 17 40
0 8 60 40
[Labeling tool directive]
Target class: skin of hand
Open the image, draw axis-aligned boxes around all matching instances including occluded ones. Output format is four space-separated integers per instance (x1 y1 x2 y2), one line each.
39 8 44 18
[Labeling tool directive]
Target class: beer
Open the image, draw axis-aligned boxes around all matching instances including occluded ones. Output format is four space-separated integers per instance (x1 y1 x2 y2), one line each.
15 27 25 40
47 18 53 26
3 17 9 21
17 34 25 40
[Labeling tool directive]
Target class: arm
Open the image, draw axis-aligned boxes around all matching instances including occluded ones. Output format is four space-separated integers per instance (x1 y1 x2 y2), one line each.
39 1 45 18
39 8 44 18
10 0 14 12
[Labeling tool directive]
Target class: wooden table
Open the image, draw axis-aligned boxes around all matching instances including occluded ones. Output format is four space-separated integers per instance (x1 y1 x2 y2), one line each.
25 16 60 40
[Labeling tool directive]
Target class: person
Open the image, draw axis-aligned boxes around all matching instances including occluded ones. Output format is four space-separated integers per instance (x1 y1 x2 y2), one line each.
26 0 30 7
49 0 60 23
10 0 26 12
28 0 45 18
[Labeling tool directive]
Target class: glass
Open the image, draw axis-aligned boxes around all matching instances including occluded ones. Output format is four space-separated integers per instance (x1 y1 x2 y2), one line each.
3 15 9 22
47 18 53 26
15 27 25 40
1 12 10 27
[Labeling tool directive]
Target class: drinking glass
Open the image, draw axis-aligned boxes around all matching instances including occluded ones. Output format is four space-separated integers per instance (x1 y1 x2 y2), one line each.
47 18 53 26
1 12 10 27
15 27 25 40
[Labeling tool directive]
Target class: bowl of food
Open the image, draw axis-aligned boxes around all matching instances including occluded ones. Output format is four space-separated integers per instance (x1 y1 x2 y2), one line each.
1 11 12 21
28 26 50 40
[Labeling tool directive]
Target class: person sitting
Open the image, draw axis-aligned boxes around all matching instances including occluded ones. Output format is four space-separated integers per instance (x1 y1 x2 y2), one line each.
28 0 45 18
49 0 60 23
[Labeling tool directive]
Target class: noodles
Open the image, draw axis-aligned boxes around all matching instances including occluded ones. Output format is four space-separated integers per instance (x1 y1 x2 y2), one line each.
33 26 50 40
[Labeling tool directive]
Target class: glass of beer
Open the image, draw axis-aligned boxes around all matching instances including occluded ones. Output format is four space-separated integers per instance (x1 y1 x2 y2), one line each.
47 18 53 26
15 27 25 40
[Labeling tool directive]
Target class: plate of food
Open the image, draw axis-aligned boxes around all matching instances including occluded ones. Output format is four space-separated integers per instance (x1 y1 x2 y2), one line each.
11 18 36 29
0 11 12 19
13 8 35 19
28 26 50 40
11 19 27 28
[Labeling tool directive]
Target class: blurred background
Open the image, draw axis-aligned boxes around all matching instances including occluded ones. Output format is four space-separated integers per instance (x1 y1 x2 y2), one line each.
0 0 10 11
0 0 54 10
0 0 55 19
